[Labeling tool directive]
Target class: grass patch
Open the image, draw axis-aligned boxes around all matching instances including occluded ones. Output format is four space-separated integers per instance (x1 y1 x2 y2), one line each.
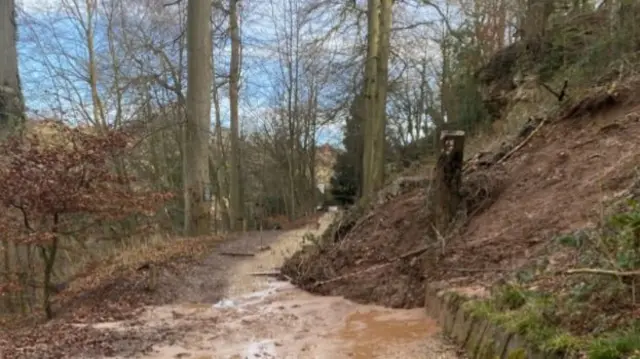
464 285 584 355
588 327 640 359
464 284 639 358
462 196 640 358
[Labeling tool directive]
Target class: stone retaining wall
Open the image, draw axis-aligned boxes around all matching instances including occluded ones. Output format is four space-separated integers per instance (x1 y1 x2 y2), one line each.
424 285 561 359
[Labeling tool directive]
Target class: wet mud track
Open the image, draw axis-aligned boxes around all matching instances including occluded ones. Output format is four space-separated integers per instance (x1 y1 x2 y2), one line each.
85 214 461 359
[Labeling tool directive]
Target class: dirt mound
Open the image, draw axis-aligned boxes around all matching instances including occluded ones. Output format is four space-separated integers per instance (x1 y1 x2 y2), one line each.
283 82 640 309
281 160 507 308
282 190 431 308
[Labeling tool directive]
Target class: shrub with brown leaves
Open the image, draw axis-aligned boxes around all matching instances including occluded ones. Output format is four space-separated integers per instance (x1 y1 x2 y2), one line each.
0 120 173 318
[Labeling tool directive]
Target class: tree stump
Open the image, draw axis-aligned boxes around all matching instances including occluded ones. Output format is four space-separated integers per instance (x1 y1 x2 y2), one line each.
430 130 465 237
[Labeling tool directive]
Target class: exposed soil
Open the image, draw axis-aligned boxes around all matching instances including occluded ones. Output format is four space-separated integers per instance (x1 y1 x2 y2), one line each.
282 97 640 312
432 103 640 286
283 190 432 308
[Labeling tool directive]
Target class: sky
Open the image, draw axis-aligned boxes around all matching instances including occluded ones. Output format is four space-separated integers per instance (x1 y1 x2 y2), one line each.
15 0 453 146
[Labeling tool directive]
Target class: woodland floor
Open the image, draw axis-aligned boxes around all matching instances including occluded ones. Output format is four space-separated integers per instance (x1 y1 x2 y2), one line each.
0 213 461 359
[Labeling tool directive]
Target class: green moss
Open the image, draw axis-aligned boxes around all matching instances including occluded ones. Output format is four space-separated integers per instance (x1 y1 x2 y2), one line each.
506 348 527 359
464 290 640 359
587 327 640 359
463 299 499 320
544 332 584 353
494 283 528 310
450 197 640 359
443 291 468 311
462 290 582 356
477 339 497 359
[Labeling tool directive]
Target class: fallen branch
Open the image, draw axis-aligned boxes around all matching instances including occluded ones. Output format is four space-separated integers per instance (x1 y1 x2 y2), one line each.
398 244 438 259
347 211 376 236
566 268 640 277
448 267 509 273
250 270 282 277
218 251 255 257
497 118 546 165
312 243 438 287
312 263 389 287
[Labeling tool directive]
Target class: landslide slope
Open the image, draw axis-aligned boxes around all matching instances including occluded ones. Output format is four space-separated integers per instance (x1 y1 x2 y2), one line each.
283 30 640 311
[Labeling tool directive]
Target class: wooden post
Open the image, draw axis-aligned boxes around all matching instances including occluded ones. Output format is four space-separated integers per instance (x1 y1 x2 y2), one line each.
430 130 465 236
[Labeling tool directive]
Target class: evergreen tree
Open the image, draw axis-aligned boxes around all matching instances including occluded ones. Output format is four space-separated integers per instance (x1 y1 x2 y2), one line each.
330 96 364 205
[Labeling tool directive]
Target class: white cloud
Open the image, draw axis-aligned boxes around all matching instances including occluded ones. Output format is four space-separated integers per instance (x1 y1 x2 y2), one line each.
18 0 59 13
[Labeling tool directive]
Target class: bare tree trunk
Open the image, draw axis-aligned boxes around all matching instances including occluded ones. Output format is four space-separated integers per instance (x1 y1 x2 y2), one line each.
361 0 381 201
374 0 392 190
307 86 318 211
84 0 106 131
0 0 24 138
40 218 59 320
228 0 244 231
362 0 391 201
0 0 23 313
183 0 212 236
211 27 230 232
430 131 465 237
291 0 302 218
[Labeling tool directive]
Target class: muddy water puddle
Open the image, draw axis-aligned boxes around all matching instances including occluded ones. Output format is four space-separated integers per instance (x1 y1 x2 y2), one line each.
340 309 441 358
135 279 452 359
86 216 459 358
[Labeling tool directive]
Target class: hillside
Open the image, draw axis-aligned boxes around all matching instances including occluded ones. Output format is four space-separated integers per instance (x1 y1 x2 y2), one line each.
282 10 640 357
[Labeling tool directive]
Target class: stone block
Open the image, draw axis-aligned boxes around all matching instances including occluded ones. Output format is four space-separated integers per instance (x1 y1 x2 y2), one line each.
442 299 456 333
451 306 474 345
479 322 512 359
465 319 489 358
424 286 561 359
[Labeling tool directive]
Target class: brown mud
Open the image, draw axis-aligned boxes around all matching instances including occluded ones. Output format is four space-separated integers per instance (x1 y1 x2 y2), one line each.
1 214 462 359
283 100 640 311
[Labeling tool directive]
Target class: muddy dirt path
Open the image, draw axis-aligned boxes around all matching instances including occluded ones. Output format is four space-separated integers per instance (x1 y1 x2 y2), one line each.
93 214 461 359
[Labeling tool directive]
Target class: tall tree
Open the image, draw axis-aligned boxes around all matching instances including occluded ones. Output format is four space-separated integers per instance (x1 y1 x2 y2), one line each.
0 0 23 314
361 0 380 201
183 0 213 236
0 0 24 138
228 0 244 231
361 0 393 200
